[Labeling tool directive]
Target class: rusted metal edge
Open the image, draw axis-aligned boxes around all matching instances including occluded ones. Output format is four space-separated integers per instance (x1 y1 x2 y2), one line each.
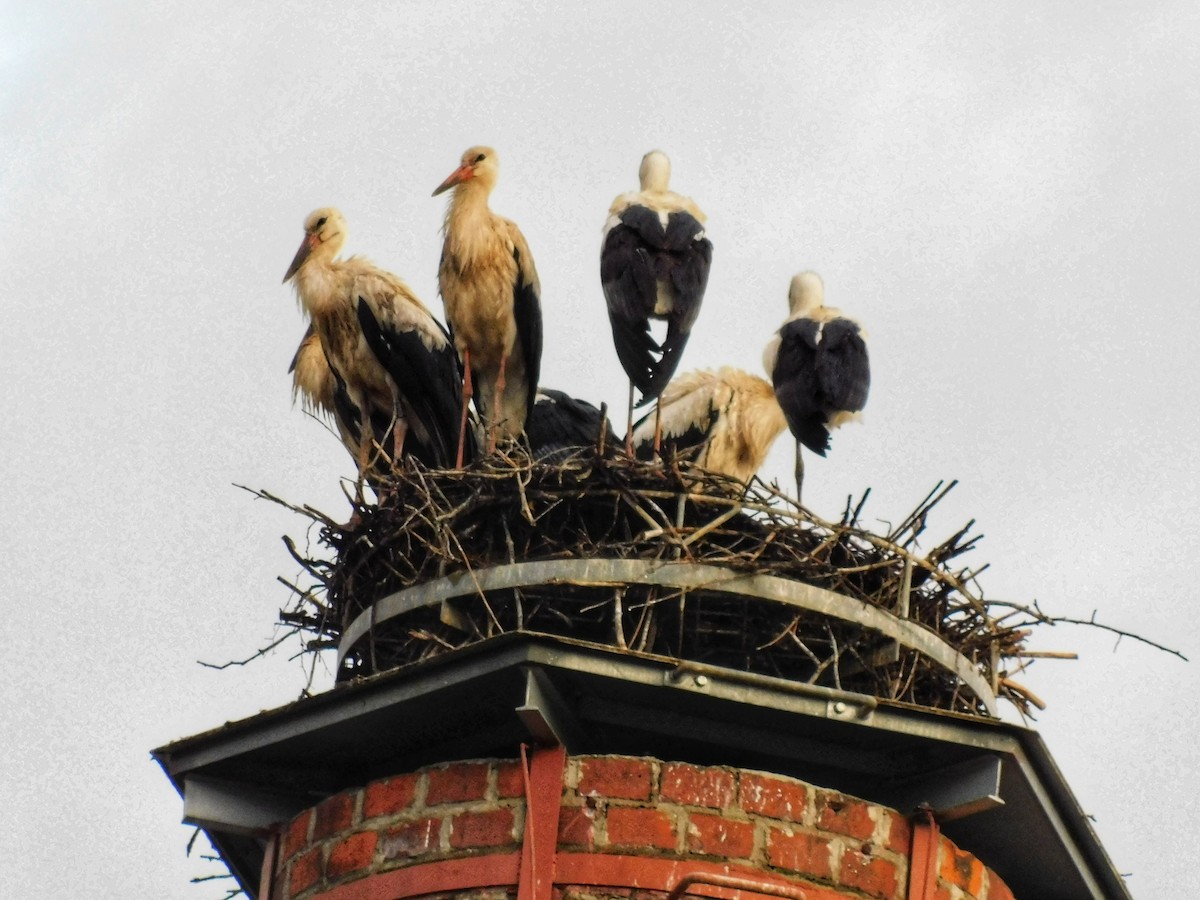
336 558 997 714
907 807 941 900
517 744 566 900
668 871 811 900
310 853 845 900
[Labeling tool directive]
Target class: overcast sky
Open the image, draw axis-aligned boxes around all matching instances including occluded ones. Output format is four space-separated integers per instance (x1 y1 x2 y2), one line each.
3 2 1198 897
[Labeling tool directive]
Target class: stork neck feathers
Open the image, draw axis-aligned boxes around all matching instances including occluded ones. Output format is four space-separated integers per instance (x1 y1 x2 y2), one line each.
787 271 826 318
616 151 706 223
442 178 506 273
639 150 671 192
293 253 349 319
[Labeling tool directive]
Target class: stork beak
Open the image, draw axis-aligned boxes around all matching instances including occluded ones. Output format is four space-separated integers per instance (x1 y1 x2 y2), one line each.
432 164 473 196
283 233 318 282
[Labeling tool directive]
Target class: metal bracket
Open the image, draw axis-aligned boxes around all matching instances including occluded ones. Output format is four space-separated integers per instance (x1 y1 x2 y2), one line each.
665 665 713 692
826 698 874 722
182 775 302 836
889 755 1005 822
516 667 583 750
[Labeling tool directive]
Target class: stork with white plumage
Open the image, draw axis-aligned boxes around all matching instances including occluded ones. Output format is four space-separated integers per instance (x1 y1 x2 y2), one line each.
631 367 788 485
283 207 467 481
289 325 336 421
433 146 543 465
289 324 362 465
601 150 712 453
763 271 870 503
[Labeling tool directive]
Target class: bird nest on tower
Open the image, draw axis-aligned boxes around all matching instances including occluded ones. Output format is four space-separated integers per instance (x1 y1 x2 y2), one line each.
267 447 1048 719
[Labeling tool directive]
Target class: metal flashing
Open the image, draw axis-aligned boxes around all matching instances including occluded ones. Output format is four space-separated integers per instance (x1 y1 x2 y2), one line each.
154 633 1129 900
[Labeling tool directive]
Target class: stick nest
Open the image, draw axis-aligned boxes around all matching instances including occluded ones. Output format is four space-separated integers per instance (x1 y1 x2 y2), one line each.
272 446 1044 718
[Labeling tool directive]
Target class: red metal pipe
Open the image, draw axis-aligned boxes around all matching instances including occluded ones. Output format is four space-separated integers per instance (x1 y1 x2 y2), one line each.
258 830 279 900
668 871 809 900
517 743 566 900
907 806 941 900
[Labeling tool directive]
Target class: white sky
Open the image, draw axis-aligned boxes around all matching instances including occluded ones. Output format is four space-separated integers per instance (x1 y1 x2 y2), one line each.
3 3 1198 896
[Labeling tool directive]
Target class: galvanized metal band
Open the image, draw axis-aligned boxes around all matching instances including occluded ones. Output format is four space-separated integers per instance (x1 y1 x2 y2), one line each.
337 558 997 714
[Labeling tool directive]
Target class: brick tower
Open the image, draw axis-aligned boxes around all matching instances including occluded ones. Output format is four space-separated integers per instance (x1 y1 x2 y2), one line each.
154 461 1130 899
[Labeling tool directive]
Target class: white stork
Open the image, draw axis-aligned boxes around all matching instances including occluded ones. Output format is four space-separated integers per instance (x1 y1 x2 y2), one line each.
433 146 543 464
289 325 348 452
289 324 373 468
631 367 788 484
763 271 870 502
283 207 467 480
289 325 336 421
601 150 712 452
526 388 618 462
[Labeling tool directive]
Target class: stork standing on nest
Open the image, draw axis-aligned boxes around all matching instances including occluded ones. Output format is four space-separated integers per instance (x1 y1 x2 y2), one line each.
289 324 361 464
283 207 466 480
763 271 870 503
631 367 788 484
290 325 336 421
433 146 543 464
601 150 712 453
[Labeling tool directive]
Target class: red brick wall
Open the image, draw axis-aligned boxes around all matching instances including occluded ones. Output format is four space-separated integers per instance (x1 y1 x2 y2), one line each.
275 755 1015 900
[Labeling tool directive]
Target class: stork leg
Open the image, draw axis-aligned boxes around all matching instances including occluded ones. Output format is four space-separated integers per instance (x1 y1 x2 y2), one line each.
653 402 664 456
353 421 373 510
392 413 408 465
456 349 473 469
624 381 635 456
794 441 806 506
489 354 508 454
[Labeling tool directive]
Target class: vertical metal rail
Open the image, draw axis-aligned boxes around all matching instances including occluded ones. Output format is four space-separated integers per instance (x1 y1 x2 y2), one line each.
517 743 567 900
907 806 941 900
257 830 279 900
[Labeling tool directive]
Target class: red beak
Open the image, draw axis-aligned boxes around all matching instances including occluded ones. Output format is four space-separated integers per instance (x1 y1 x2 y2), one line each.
283 233 318 282
432 164 474 197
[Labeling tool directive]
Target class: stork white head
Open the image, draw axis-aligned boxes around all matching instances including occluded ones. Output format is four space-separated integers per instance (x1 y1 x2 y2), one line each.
787 271 825 316
432 145 500 197
283 207 347 282
638 150 671 192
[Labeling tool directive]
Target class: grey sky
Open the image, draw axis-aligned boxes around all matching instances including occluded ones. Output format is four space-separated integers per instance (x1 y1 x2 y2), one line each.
3 3 1198 896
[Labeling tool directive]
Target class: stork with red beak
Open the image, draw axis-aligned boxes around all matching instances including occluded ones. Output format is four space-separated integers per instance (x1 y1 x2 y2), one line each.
601 150 712 453
433 146 543 464
283 207 467 480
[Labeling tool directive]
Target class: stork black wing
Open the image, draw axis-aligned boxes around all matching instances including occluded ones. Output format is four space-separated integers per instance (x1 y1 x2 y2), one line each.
511 246 542 432
652 211 712 403
817 319 870 413
601 218 660 397
771 318 831 456
527 389 616 461
602 205 711 404
356 298 464 468
327 361 363 449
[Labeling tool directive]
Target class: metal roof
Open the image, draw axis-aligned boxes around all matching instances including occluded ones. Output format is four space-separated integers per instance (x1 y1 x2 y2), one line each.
153 633 1130 899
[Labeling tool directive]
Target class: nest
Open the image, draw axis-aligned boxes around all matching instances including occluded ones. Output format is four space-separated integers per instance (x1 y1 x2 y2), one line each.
270 444 1055 719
